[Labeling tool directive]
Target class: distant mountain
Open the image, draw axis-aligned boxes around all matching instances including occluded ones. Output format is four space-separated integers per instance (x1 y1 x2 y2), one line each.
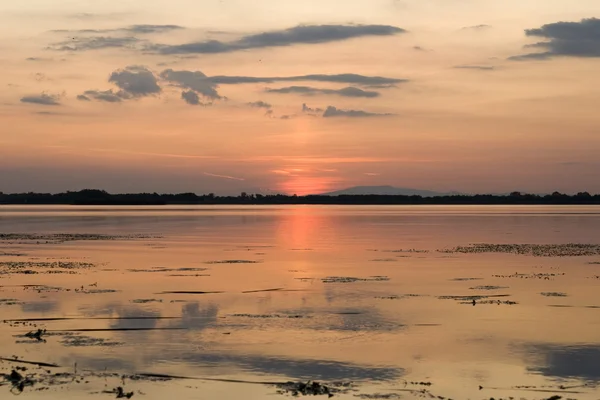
319 185 458 197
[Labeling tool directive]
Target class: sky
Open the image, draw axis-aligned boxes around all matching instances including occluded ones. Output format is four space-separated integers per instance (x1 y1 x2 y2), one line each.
1 0 600 195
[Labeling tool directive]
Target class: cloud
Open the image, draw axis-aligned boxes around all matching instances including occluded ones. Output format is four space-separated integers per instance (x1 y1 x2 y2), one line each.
203 172 245 181
209 73 405 86
322 105 392 118
149 24 405 54
302 103 324 114
81 89 126 102
20 93 61 106
125 24 184 34
52 25 183 35
461 24 491 30
48 36 139 51
247 101 272 109
453 65 496 70
26 57 54 62
160 69 221 100
181 90 212 106
109 65 161 97
181 90 200 105
510 18 600 60
266 86 380 98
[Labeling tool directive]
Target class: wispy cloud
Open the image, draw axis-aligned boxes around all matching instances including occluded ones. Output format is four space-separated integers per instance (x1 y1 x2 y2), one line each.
204 172 245 181
453 65 496 70
461 24 491 31
48 36 139 51
149 24 405 54
52 25 184 35
322 105 392 118
210 73 405 86
266 86 380 98
20 93 61 106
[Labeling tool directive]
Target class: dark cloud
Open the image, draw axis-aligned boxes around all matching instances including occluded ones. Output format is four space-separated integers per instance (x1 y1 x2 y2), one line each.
181 90 200 105
81 89 126 102
160 69 221 100
302 103 324 114
322 105 392 118
180 90 212 105
49 36 139 51
510 18 600 60
209 73 405 86
453 65 496 70
247 100 272 109
149 24 405 54
20 93 61 106
109 65 161 97
266 86 380 98
461 24 491 30
77 94 91 101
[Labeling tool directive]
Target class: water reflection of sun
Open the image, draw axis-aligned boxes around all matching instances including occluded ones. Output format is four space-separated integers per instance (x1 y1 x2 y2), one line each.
276 206 327 252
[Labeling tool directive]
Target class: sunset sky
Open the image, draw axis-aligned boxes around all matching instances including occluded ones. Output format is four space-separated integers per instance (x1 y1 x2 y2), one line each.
1 0 600 195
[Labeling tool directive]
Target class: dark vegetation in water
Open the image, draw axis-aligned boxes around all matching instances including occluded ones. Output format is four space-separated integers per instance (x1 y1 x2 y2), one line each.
439 243 600 257
204 260 261 264
541 292 568 297
2 189 600 205
0 233 156 244
128 267 209 273
0 261 95 276
492 272 565 280
469 285 509 290
322 276 390 283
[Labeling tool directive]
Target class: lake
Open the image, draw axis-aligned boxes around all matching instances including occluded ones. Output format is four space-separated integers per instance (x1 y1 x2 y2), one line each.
1 205 600 399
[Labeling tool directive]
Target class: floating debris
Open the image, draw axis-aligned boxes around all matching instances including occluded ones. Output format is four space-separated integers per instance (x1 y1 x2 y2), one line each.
0 261 96 275
128 267 209 273
438 294 511 301
276 381 335 397
354 394 401 399
540 292 568 297
449 277 483 281
75 288 119 294
106 386 134 398
370 259 397 262
230 314 308 319
469 286 509 290
24 329 47 342
1 369 35 394
0 233 157 245
492 272 565 280
0 298 22 306
204 260 261 264
322 276 390 284
439 243 600 257
375 294 424 300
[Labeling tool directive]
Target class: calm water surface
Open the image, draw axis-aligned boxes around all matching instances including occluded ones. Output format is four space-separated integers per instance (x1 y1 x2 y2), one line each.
1 205 600 399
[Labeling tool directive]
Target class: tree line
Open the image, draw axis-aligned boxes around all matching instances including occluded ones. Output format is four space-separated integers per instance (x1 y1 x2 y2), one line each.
0 189 599 205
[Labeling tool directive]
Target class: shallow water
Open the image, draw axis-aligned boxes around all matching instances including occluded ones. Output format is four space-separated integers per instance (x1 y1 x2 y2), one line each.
1 205 600 399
